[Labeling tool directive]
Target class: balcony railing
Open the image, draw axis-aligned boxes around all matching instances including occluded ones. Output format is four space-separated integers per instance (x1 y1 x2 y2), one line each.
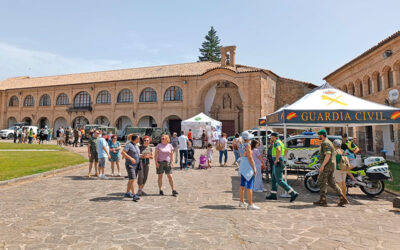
67 104 92 112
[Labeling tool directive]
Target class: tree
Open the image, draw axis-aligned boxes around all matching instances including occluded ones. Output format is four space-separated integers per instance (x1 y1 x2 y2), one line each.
198 26 221 62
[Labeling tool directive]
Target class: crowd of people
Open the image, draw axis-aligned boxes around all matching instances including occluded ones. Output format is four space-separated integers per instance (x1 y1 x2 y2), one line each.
13 126 53 144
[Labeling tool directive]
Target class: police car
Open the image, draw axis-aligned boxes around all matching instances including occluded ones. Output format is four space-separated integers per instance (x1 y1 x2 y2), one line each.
284 132 342 169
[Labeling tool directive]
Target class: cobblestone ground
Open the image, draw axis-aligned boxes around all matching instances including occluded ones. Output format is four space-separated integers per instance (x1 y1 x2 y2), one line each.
1 144 400 249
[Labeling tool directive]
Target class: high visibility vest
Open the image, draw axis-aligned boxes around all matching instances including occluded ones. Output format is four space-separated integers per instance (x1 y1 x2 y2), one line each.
272 139 285 157
345 140 358 152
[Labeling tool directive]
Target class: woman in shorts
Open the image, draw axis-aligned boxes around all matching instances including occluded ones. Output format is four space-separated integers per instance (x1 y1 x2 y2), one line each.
154 134 178 196
333 139 349 203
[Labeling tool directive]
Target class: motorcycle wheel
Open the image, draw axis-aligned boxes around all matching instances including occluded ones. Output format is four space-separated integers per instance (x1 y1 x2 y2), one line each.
304 175 320 193
360 180 385 197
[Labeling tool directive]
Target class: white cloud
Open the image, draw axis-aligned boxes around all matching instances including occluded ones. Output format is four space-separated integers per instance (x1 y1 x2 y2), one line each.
0 42 162 81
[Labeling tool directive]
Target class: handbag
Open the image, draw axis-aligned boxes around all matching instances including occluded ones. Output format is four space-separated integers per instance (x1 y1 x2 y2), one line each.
238 157 254 181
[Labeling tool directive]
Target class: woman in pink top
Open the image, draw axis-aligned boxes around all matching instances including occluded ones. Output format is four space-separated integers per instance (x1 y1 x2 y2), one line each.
154 134 178 196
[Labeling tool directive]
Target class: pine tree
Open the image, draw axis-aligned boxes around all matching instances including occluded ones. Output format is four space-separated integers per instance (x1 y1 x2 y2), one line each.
198 26 222 62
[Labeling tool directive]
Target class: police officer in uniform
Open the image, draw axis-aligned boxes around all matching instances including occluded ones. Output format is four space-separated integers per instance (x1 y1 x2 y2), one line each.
266 132 299 202
313 129 348 207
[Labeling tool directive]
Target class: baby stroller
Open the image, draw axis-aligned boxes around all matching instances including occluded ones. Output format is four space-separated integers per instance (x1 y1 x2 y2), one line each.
187 146 196 168
199 155 207 169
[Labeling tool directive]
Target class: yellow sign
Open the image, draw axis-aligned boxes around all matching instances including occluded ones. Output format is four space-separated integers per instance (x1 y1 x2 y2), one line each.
321 94 348 106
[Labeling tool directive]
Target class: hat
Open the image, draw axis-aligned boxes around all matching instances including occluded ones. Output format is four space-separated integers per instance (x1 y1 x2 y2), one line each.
333 139 342 147
241 131 251 140
317 129 327 135
271 132 278 137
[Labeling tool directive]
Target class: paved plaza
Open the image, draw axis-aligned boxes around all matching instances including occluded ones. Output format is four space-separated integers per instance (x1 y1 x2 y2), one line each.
0 146 399 249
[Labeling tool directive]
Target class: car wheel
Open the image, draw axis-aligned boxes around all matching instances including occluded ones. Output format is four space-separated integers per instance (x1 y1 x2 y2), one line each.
7 134 13 139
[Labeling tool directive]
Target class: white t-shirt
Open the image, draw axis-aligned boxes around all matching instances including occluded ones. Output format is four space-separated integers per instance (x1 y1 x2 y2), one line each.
219 137 227 150
178 135 189 150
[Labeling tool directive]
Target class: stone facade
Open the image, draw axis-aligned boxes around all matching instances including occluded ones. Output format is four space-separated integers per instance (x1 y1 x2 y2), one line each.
324 31 400 161
0 47 314 136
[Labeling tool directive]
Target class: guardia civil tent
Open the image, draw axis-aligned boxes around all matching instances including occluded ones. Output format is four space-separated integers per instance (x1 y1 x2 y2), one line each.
181 112 222 147
266 83 400 128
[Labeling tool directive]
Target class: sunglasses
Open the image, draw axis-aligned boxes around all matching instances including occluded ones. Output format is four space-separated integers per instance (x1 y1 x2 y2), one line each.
144 139 150 142
161 138 166 140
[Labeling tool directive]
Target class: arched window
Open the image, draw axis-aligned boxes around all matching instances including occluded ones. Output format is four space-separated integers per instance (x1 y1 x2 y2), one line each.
377 73 382 92
9 96 19 107
117 89 133 103
74 91 91 108
96 90 111 104
367 77 372 95
139 88 157 102
388 70 394 88
56 93 69 105
39 94 51 106
23 95 34 107
164 86 183 101
342 85 348 93
358 82 363 97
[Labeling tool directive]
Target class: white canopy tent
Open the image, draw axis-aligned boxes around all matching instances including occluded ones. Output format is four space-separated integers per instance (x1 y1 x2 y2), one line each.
181 112 222 147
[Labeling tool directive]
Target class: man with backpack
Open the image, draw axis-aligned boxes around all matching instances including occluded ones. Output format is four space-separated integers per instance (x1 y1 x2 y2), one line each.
333 139 351 203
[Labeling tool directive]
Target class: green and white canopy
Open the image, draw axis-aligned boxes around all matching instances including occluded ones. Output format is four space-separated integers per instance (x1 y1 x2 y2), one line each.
266 83 400 127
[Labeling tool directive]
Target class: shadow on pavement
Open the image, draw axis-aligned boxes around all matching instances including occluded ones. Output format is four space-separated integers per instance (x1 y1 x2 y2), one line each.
90 196 125 202
64 176 124 181
199 205 238 210
278 204 316 209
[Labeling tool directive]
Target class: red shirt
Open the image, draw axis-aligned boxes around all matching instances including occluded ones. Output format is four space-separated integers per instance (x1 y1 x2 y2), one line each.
188 131 192 140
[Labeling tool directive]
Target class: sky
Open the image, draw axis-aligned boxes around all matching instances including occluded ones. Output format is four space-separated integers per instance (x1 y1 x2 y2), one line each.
0 0 399 85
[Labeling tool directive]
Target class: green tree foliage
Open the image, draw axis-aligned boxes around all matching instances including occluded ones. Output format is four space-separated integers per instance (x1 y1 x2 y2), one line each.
198 26 221 62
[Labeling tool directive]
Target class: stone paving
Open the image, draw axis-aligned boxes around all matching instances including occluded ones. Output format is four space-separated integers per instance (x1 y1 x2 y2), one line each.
0 145 400 249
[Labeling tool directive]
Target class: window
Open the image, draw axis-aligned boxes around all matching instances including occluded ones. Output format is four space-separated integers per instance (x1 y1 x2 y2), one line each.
368 78 372 95
117 89 133 103
388 71 394 88
9 96 19 107
56 93 69 105
139 88 157 102
23 95 34 106
39 94 51 106
359 83 363 97
377 73 382 92
390 125 394 142
164 86 183 101
74 91 91 108
96 90 111 104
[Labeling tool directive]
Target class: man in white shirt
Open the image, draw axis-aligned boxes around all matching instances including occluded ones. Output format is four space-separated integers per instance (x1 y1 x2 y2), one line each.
178 131 191 170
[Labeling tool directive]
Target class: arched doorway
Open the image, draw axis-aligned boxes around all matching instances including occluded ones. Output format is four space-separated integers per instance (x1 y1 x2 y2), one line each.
22 117 32 126
94 116 110 126
203 81 243 136
72 116 89 128
37 117 50 129
138 116 157 128
163 115 182 135
54 117 68 130
116 116 133 130
7 117 17 128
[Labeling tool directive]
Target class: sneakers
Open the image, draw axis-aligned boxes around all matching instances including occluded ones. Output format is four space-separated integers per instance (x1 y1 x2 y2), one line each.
290 192 299 202
266 193 277 200
172 190 179 196
100 174 108 179
159 190 164 196
118 172 121 177
247 204 260 210
239 201 248 208
254 190 264 193
111 173 114 177
132 194 140 202
141 190 148 196
124 192 133 198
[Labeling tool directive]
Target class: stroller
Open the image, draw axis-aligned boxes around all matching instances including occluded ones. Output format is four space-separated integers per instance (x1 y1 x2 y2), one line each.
187 146 196 168
199 155 208 169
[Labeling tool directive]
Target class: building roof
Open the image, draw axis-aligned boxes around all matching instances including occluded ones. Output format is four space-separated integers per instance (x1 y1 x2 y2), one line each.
324 30 400 80
0 61 265 90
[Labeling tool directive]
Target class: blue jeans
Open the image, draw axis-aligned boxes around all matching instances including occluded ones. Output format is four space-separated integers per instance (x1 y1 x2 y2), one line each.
271 157 292 192
179 150 188 169
233 150 240 163
219 150 228 164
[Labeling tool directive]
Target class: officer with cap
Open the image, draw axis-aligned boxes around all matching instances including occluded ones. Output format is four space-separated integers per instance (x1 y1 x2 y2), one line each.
313 129 348 207
265 132 299 202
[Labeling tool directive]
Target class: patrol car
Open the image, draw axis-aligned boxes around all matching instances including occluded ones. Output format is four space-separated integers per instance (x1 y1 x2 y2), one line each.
284 132 342 169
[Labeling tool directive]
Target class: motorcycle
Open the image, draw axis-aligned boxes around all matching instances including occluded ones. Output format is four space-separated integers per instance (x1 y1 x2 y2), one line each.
304 153 392 197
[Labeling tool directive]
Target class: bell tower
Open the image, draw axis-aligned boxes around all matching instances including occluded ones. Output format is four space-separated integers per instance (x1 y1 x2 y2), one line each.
220 46 236 66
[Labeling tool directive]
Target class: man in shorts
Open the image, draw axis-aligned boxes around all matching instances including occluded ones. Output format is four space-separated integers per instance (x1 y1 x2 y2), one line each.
121 134 141 201
87 131 99 177
97 131 111 179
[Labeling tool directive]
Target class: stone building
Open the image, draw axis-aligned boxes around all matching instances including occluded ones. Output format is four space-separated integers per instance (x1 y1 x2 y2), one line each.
0 46 314 136
324 31 400 161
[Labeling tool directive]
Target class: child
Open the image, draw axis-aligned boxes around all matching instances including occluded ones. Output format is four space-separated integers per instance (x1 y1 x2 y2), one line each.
206 143 213 168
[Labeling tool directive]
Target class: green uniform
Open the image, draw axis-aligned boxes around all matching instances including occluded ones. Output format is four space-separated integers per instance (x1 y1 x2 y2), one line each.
318 139 343 196
270 139 294 194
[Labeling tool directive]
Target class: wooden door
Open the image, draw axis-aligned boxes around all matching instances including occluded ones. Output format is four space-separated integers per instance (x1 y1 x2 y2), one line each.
221 120 235 136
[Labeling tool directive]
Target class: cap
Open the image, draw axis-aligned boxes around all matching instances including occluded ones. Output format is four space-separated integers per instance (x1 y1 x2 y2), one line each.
241 131 251 140
271 132 278 137
317 129 327 135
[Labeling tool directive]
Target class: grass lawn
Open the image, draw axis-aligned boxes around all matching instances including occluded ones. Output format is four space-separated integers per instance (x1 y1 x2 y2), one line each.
0 143 87 181
387 161 400 193
0 142 62 150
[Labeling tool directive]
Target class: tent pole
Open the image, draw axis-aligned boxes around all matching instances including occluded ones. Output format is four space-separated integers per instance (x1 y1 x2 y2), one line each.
281 123 290 198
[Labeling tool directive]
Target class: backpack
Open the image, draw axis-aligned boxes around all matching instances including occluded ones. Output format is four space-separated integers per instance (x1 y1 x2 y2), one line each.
216 141 224 151
233 139 239 150
336 149 351 171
